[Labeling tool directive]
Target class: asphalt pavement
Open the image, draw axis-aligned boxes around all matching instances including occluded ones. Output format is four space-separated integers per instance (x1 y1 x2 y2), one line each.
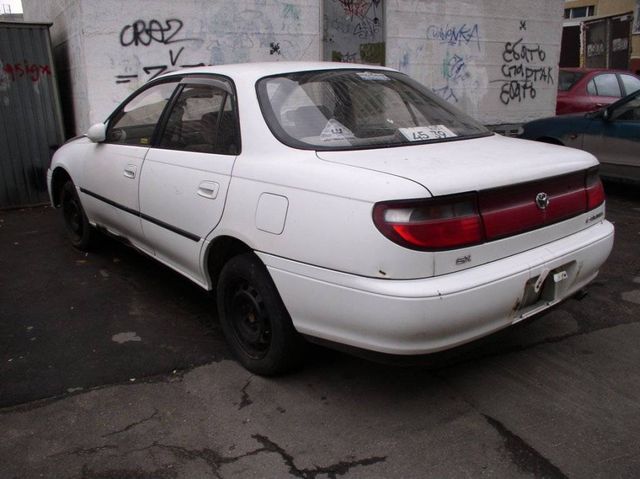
1 182 639 478
0 205 229 407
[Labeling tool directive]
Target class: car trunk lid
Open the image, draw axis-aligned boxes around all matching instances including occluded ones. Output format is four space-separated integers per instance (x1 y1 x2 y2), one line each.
315 134 598 197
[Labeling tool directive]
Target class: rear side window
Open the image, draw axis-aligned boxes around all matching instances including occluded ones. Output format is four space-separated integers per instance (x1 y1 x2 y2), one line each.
620 74 640 96
588 74 622 97
158 81 239 155
107 82 178 145
257 70 490 151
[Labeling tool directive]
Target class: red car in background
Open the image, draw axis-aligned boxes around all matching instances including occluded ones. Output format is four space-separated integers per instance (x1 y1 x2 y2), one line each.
556 68 640 115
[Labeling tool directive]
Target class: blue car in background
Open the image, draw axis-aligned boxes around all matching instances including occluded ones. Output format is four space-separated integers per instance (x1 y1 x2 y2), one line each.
520 89 640 183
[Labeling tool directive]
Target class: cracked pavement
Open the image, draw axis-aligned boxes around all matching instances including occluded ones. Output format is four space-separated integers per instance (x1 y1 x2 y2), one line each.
1 183 640 478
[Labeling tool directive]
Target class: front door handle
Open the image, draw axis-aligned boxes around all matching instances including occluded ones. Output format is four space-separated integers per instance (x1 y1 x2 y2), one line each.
123 165 137 179
197 181 219 199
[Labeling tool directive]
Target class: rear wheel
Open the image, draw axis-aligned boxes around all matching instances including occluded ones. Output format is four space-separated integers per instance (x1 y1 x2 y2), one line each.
60 180 94 250
217 253 303 375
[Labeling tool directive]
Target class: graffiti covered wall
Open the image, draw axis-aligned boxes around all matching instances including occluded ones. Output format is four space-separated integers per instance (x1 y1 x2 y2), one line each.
24 0 564 133
387 0 564 124
24 0 321 133
322 0 385 65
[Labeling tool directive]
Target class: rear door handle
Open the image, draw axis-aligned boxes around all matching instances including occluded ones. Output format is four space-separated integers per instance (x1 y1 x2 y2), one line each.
123 165 137 179
197 181 219 199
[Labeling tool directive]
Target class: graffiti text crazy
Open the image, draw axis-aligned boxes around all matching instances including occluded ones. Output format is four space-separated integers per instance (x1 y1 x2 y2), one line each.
2 61 52 82
494 37 553 105
119 19 199 47
426 23 480 49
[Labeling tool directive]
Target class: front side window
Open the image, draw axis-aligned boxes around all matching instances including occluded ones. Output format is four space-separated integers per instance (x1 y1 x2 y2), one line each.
158 81 239 155
257 70 489 151
107 81 178 145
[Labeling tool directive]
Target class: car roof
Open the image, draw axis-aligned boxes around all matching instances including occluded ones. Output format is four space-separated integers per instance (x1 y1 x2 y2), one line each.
157 61 397 82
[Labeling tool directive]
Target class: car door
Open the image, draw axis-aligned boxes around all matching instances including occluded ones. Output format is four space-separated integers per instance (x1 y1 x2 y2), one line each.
619 74 640 96
138 76 240 283
585 73 622 111
80 80 180 252
583 92 640 181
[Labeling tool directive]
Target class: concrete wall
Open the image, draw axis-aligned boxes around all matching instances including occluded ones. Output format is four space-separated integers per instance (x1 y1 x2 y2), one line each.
23 0 89 136
387 0 563 124
24 0 564 134
24 0 321 133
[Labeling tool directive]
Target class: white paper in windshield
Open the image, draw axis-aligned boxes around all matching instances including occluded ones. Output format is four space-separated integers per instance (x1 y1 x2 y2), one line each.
320 119 355 141
399 125 457 141
356 72 391 81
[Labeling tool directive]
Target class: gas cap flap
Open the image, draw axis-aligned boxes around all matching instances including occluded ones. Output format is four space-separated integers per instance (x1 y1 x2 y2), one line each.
255 193 289 235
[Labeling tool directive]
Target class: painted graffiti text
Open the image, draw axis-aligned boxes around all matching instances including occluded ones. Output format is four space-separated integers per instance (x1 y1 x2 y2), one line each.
502 38 546 63
2 61 51 82
338 0 371 18
498 80 537 105
427 23 480 49
116 19 205 84
120 19 197 47
494 37 553 105
587 42 605 57
501 64 553 83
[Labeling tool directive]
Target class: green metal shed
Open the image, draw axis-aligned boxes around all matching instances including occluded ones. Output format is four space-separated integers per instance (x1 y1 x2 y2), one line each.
1 22 64 208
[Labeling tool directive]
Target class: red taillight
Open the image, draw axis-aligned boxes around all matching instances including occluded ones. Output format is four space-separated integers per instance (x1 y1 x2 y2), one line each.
586 169 605 210
373 169 605 251
373 194 484 250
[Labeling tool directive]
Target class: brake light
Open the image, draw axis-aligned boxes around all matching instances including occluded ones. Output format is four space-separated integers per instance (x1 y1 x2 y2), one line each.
586 169 605 210
372 194 484 250
373 169 604 251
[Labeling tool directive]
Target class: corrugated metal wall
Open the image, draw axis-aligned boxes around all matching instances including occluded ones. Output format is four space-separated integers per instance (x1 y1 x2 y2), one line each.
0 22 64 208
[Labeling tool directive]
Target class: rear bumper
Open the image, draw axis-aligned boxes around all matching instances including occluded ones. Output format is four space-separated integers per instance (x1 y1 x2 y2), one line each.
257 220 614 355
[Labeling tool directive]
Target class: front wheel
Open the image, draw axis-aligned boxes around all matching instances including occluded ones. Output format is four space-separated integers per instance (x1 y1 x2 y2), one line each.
217 253 304 375
60 180 94 250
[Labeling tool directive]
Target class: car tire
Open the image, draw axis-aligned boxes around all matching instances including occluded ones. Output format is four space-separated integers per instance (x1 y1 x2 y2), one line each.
217 252 304 375
60 180 94 250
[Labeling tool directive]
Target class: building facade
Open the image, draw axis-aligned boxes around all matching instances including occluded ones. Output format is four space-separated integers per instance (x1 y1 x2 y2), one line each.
22 0 564 135
562 0 640 73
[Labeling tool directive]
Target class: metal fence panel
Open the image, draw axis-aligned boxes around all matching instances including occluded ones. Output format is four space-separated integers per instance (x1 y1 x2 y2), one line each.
0 22 64 208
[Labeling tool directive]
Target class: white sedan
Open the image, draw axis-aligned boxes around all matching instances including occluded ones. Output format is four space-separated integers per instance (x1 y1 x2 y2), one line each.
48 62 614 375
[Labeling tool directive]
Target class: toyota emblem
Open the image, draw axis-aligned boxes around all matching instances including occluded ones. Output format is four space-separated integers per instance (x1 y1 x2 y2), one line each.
535 192 550 210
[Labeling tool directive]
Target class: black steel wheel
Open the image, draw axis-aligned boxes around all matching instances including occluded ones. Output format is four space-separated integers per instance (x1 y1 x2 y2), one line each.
217 253 303 375
60 180 94 250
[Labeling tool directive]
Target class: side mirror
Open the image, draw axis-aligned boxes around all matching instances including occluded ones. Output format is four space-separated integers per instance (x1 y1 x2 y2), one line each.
602 108 610 121
86 123 107 143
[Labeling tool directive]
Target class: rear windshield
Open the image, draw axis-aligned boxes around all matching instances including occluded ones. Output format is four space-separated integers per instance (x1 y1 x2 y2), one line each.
558 70 585 91
256 70 490 151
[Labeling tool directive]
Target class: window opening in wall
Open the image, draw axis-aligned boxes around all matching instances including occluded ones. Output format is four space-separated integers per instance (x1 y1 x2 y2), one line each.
322 0 385 65
564 6 595 19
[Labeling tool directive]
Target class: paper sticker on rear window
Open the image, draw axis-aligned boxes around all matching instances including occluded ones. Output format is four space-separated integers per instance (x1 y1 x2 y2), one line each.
356 72 391 81
399 125 457 142
320 119 355 141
